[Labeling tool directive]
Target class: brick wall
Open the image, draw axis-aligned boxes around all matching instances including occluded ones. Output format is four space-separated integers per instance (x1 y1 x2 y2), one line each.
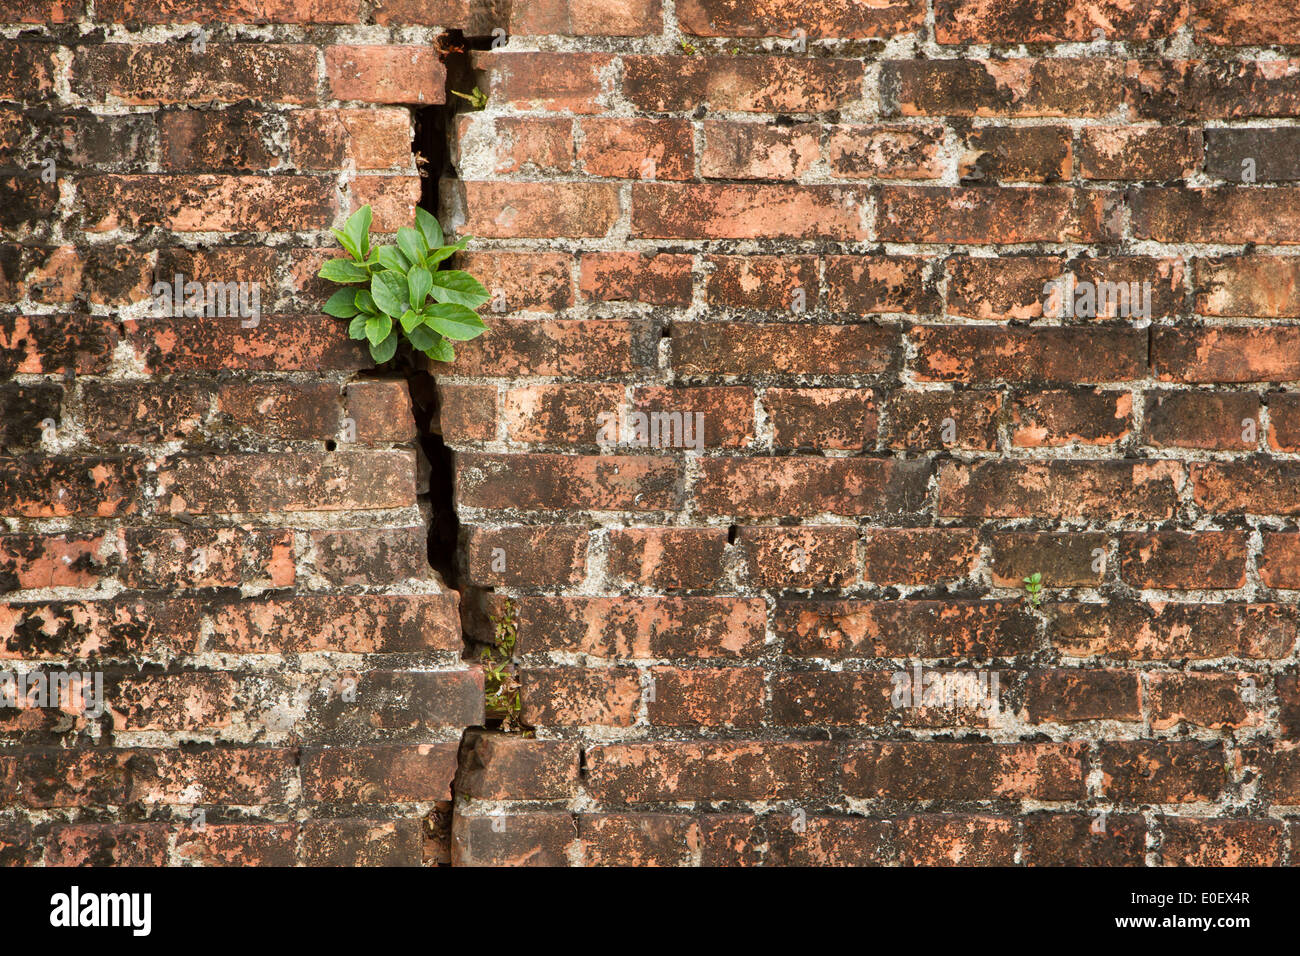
1 0 483 866
6 0 1300 867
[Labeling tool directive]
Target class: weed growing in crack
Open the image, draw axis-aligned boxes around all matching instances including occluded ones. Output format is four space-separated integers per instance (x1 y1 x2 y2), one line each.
320 205 489 365
449 87 488 109
482 598 525 732
1023 571 1044 609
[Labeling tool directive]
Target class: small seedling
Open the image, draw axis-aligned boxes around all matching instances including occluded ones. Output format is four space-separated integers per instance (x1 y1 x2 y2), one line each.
1023 572 1044 608
450 87 488 109
679 39 698 54
319 205 489 365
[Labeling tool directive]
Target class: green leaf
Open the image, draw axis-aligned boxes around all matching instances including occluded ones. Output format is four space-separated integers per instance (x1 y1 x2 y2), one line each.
369 331 399 364
397 227 426 266
407 265 432 308
347 316 368 340
331 227 361 262
426 302 488 341
318 258 369 283
423 337 455 364
365 313 392 347
415 207 444 250
399 309 422 333
344 205 372 259
377 245 409 274
430 270 490 308
406 323 438 350
323 288 360 318
354 289 377 314
425 238 467 269
371 272 408 317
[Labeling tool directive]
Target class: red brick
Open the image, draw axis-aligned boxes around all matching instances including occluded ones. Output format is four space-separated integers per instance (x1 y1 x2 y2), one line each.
843 741 1087 800
1260 534 1300 589
514 596 766 659
739 525 859 589
465 526 589 587
1079 126 1202 180
884 389 1001 451
885 58 1125 117
1145 672 1264 731
474 51 613 114
1118 531 1247 589
457 731 581 801
72 44 317 105
289 108 411 170
582 814 698 867
990 532 1108 588
1192 461 1300 515
825 255 938 315
1021 669 1141 723
1099 741 1227 803
1133 187 1300 244
1197 256 1300 318
325 45 444 104
511 0 663 35
937 460 1184 519
1194 1 1300 45
678 0 922 37
632 184 867 240
1143 391 1260 449
934 0 1185 42
586 742 835 802
579 117 693 180
1154 327 1300 383
580 252 693 306
878 186 1120 244
301 744 459 803
623 55 864 113
860 528 980 586
0 533 115 592
520 666 640 726
765 388 874 450
455 452 682 512
78 175 335 232
0 456 141 518
695 457 930 518
208 594 460 654
701 121 819 180
124 527 294 590
673 322 897 377
454 181 620 238
1159 818 1283 866
705 255 819 312
778 600 1036 658
299 820 421 867
605 527 728 589
1010 389 1133 447
451 812 576 866
1051 602 1297 660
157 450 416 514
959 126 1072 183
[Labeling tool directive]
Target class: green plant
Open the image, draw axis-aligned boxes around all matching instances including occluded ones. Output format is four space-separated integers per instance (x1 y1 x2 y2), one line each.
319 205 489 365
450 87 488 109
1023 571 1044 608
481 599 523 731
